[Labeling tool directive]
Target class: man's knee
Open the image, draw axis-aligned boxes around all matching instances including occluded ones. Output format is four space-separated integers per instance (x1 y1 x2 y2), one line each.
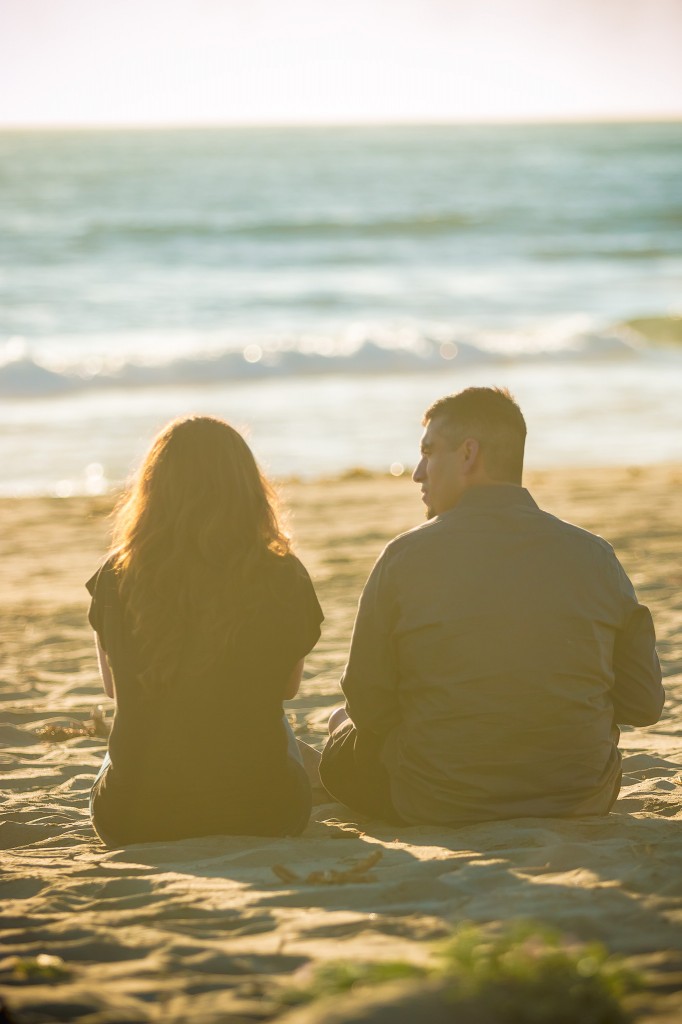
328 705 349 735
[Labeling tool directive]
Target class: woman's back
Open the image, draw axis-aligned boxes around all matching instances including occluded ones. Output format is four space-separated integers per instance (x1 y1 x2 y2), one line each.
87 416 323 845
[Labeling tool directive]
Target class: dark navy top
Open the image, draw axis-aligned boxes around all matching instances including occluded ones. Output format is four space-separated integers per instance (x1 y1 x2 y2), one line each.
87 552 323 844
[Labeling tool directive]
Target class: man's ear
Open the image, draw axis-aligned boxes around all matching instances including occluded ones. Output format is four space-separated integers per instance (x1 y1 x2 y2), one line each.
461 437 480 474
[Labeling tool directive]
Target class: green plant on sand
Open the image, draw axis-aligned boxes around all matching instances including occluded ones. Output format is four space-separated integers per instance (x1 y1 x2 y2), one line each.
436 922 639 1023
282 921 640 1023
284 957 426 1003
10 954 72 983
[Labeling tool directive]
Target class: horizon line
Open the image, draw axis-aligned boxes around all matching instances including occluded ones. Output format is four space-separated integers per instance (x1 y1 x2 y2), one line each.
1 114 681 132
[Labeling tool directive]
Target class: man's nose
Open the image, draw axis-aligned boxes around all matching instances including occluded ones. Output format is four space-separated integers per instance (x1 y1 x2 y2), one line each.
412 457 425 483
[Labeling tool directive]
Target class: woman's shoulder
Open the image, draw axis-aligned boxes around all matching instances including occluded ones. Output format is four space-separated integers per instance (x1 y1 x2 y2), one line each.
268 551 323 622
265 550 313 587
263 550 318 601
86 554 124 636
85 553 119 598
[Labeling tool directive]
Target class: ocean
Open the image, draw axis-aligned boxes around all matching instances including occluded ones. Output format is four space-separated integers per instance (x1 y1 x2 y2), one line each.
1 122 681 495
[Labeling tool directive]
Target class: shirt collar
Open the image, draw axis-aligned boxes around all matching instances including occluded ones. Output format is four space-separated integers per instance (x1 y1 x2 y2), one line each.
456 483 538 512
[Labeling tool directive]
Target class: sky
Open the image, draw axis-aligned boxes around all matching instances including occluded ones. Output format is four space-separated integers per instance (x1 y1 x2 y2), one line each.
1 0 681 126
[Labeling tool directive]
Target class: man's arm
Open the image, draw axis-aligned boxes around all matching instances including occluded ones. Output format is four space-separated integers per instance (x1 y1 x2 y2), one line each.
613 605 663 726
612 562 664 726
341 553 400 738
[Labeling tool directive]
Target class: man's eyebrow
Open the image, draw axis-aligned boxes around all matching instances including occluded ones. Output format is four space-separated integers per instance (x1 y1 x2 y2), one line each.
420 440 432 454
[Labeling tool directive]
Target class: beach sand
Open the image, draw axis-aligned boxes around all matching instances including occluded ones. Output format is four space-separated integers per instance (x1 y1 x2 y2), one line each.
1 466 681 1022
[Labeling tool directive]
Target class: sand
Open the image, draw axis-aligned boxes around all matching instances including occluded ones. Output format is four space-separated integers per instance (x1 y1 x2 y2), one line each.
1 466 681 1023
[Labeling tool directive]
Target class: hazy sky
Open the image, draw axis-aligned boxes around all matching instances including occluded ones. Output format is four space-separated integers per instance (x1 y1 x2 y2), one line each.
2 0 681 125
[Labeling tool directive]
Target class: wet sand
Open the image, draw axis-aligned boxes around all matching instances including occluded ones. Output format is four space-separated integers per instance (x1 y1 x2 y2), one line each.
1 465 681 1022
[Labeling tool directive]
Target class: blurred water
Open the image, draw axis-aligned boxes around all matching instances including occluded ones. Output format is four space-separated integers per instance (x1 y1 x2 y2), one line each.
0 123 680 493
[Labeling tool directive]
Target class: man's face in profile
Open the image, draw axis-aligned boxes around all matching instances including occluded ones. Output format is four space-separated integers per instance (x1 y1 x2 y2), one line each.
412 418 465 518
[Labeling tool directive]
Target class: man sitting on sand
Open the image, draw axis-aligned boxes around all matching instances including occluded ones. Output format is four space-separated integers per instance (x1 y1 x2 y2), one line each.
319 386 664 825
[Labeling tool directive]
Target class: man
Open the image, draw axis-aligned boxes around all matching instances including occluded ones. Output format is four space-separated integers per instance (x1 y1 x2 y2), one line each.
319 386 664 825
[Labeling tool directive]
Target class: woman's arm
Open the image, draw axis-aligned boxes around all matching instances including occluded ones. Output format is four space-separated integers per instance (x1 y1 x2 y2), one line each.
283 659 305 701
94 633 115 700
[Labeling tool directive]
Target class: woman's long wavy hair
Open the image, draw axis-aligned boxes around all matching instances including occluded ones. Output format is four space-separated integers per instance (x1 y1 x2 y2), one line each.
110 415 290 694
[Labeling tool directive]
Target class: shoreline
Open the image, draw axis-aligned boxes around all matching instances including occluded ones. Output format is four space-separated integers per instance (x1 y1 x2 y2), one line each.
2 457 682 502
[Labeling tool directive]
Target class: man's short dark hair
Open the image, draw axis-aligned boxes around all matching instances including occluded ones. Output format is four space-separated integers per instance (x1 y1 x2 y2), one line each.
424 387 527 483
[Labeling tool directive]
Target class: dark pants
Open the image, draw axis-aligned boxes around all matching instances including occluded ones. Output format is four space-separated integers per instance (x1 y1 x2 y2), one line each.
319 719 403 823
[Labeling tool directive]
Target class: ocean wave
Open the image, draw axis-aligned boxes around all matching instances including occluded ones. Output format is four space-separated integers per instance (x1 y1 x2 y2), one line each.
1 318 678 399
622 316 682 346
73 211 477 246
535 247 678 262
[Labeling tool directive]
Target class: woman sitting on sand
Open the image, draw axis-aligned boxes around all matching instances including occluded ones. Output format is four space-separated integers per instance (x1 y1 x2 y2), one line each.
86 415 323 845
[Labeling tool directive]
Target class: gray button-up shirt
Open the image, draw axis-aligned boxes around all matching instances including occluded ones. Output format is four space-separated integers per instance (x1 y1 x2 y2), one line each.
342 484 664 825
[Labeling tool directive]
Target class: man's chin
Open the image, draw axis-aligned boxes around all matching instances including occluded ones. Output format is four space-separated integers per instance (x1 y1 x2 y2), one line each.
425 506 436 520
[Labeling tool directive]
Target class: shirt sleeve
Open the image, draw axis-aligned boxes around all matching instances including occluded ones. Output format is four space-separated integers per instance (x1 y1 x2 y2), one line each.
85 558 115 647
291 557 324 661
272 556 323 665
85 564 105 637
341 550 400 739
612 561 664 727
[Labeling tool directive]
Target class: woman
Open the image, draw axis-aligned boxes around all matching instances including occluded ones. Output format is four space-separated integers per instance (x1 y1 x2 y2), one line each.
86 415 323 845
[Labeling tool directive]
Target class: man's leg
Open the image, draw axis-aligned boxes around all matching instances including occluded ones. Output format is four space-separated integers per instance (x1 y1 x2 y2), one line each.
328 705 349 734
319 716 402 822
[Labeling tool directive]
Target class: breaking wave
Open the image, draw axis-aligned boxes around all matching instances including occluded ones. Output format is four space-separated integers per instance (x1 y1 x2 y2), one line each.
1 317 680 399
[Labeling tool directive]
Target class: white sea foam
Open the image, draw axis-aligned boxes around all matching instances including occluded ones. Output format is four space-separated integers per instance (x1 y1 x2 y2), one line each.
0 319 659 399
